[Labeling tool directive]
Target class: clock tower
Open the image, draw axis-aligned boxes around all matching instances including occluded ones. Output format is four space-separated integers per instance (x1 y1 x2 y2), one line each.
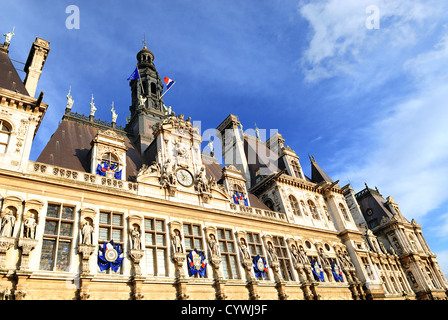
126 43 168 155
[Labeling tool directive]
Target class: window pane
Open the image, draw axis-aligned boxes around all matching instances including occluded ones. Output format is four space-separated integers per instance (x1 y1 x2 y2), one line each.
183 225 190 235
227 242 235 253
229 255 239 279
145 248 155 275
156 220 164 232
112 214 122 226
44 220 58 235
100 212 109 225
0 144 6 154
61 207 74 220
99 227 109 240
192 225 200 236
156 234 165 246
222 257 230 279
145 233 154 245
225 230 231 239
194 238 202 250
0 133 8 144
56 241 71 271
145 219 153 231
185 238 193 250
157 249 166 276
60 222 73 237
40 239 56 271
219 242 227 253
112 229 122 242
47 205 60 218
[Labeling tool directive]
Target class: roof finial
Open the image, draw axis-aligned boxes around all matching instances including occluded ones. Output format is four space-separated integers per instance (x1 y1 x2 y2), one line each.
142 33 148 48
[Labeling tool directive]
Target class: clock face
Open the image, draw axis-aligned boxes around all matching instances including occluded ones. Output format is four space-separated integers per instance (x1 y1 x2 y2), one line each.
176 168 194 187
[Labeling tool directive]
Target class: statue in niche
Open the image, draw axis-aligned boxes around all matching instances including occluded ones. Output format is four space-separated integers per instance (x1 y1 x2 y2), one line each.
23 212 37 239
81 218 94 245
318 247 330 267
0 208 16 237
298 245 309 264
239 238 251 260
290 244 300 264
130 225 141 250
208 233 221 258
172 229 184 254
267 241 279 263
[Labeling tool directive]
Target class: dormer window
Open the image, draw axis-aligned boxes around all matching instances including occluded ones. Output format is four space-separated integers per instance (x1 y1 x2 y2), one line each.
291 160 303 179
0 120 11 154
97 152 122 179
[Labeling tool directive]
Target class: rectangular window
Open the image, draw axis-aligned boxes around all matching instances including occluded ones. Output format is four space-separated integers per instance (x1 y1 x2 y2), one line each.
98 211 124 273
39 203 75 272
272 236 294 281
246 231 269 280
144 218 167 276
183 223 203 251
217 228 240 280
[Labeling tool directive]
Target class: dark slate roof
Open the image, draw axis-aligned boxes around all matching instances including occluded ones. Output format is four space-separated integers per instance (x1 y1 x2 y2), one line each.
310 159 333 183
36 118 143 181
0 50 29 96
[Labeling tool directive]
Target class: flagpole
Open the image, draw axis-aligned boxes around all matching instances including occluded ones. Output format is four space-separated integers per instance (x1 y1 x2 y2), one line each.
135 64 145 96
159 81 176 100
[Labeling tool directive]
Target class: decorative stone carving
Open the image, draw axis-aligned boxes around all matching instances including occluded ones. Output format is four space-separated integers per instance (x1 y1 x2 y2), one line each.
78 244 96 275
129 249 145 277
17 238 38 271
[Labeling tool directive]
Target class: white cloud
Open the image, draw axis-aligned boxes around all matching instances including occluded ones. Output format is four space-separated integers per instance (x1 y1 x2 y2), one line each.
298 0 443 82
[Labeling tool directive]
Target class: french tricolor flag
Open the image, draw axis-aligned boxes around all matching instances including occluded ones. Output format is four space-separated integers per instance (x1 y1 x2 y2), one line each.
164 77 175 90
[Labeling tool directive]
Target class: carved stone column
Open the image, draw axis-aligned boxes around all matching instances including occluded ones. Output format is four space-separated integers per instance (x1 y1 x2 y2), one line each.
0 237 15 270
17 238 38 271
78 244 96 275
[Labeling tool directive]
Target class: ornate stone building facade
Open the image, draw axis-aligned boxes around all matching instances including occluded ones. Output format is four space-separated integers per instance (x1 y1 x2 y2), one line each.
0 32 447 300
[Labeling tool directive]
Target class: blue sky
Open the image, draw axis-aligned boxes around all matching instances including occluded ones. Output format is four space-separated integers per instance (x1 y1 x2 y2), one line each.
2 0 448 277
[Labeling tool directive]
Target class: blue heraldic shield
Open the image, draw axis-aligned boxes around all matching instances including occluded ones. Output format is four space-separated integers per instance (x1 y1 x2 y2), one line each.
187 249 207 277
98 240 124 272
253 254 268 278
331 262 344 282
311 260 325 282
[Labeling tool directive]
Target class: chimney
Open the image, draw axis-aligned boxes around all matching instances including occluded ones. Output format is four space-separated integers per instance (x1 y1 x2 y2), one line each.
23 37 50 97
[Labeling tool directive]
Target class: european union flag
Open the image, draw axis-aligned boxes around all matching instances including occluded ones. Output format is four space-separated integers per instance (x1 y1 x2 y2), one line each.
127 67 140 81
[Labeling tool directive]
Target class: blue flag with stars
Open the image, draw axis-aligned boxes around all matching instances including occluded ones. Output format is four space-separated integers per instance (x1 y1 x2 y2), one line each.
127 67 140 80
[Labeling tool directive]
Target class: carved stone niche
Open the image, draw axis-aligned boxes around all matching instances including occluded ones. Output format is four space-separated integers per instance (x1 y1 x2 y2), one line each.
170 221 186 279
15 199 41 271
235 230 260 300
204 227 222 275
78 208 97 275
0 205 18 268
128 215 144 277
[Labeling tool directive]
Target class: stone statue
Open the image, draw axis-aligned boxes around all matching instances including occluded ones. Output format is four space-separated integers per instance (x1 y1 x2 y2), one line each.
172 229 184 253
89 94 97 116
267 241 278 263
138 94 147 107
254 123 260 139
196 167 209 193
239 238 251 260
0 209 16 237
66 86 74 110
290 244 300 263
298 246 309 264
130 226 141 250
81 219 93 245
3 27 15 45
208 140 214 154
208 233 221 258
162 103 172 116
111 101 118 123
23 213 37 239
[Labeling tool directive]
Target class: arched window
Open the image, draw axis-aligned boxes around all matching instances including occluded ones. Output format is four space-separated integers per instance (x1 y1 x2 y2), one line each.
290 160 303 179
300 200 308 216
264 199 275 211
150 82 156 94
102 153 119 168
308 200 319 220
339 203 350 221
0 120 11 154
289 195 301 216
